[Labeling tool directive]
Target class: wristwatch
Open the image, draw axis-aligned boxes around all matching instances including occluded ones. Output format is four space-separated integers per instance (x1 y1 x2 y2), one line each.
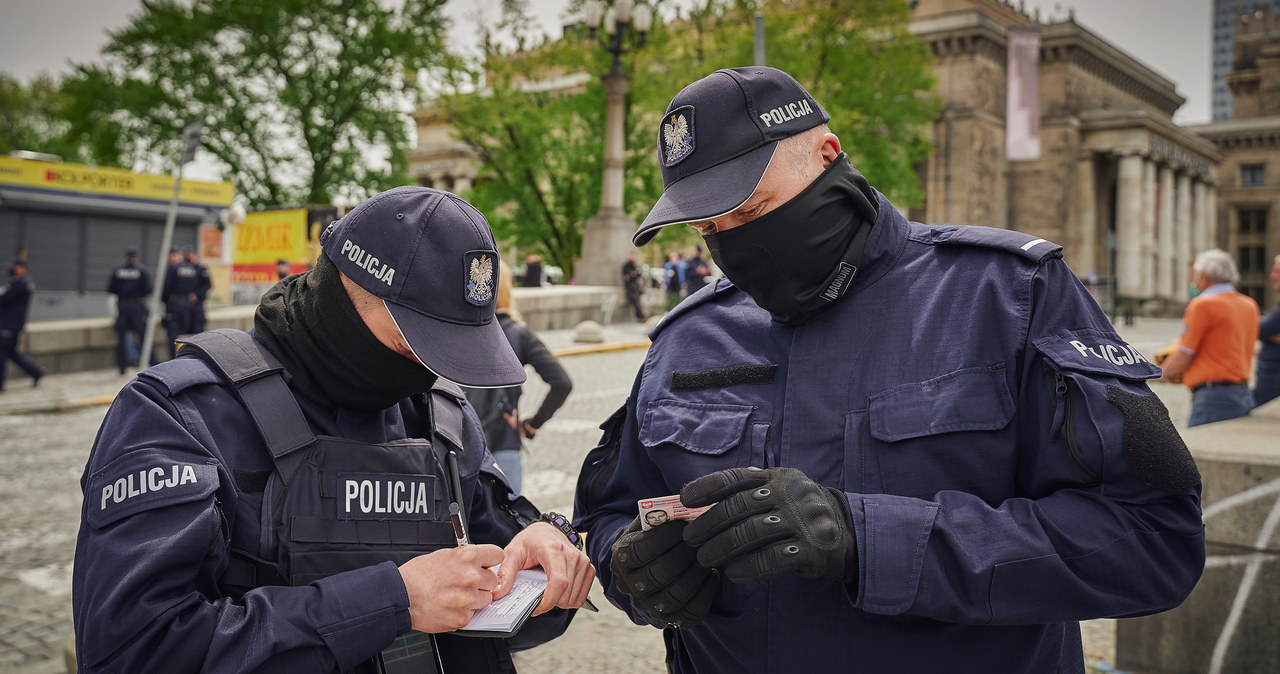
539 512 584 550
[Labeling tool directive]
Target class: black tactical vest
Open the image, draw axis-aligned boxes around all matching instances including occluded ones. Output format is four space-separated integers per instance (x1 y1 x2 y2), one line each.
179 329 514 674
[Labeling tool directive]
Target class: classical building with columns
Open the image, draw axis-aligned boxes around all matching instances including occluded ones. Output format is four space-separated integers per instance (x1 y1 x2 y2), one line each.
912 0 1221 314
1187 7 1280 309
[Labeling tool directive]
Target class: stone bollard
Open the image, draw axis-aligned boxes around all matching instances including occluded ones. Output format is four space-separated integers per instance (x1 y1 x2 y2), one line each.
573 320 605 344
65 633 76 673
1116 404 1280 673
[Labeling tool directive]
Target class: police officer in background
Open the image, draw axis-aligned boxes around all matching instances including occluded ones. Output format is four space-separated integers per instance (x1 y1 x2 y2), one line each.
161 246 202 357
573 67 1205 673
0 257 44 391
184 246 212 333
74 186 595 672
106 247 153 374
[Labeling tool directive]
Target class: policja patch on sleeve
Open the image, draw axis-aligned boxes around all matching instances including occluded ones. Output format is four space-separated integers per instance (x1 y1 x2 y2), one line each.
87 448 220 529
1105 386 1201 494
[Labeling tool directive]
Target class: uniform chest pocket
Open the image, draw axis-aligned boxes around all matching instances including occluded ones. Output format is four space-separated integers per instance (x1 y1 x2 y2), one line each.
854 364 1015 499
640 400 755 489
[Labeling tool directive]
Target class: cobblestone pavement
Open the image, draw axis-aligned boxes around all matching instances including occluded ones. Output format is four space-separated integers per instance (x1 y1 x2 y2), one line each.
0 317 1199 673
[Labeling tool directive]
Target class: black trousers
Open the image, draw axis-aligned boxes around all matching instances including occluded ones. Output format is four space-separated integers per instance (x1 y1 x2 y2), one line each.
0 329 42 390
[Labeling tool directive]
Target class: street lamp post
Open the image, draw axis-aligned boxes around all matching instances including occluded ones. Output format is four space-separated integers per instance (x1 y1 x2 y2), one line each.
576 0 653 287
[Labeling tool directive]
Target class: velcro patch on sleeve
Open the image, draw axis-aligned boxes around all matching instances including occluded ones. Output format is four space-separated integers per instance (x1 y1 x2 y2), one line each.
1106 385 1201 494
87 449 220 529
1033 328 1162 380
670 364 777 392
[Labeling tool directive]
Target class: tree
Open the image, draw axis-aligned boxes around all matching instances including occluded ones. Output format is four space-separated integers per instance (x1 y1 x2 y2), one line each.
437 0 939 278
60 0 449 207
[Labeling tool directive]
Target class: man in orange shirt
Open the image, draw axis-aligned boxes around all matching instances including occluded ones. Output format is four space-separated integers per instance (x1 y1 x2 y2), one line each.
1160 249 1260 426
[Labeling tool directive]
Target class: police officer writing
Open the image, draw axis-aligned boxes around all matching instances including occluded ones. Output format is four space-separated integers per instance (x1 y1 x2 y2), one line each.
74 187 595 673
107 247 153 374
573 67 1205 673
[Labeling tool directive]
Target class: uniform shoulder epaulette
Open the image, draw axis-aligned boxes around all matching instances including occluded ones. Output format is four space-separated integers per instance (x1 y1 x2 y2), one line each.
932 225 1063 263
649 278 738 341
137 356 224 396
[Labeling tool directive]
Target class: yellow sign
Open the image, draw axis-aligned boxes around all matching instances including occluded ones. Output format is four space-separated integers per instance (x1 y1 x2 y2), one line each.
0 156 234 206
232 209 308 282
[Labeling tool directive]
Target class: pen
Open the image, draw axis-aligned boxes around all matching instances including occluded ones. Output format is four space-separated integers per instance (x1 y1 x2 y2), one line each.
446 451 470 546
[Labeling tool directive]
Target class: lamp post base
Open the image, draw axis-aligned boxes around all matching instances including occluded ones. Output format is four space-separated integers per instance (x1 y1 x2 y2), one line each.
576 207 636 286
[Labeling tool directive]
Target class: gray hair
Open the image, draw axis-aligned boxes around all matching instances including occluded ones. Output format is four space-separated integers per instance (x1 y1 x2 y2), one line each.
1192 249 1239 284
774 124 831 181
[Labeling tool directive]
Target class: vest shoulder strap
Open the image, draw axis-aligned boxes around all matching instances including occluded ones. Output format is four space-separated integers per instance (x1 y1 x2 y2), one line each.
178 329 315 464
429 378 468 453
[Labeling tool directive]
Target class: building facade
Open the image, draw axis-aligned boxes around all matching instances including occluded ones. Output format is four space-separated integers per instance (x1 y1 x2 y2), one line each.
1189 7 1280 309
913 0 1221 314
1213 0 1280 121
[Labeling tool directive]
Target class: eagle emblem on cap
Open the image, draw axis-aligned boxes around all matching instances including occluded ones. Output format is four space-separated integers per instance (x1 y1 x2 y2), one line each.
661 107 694 167
466 253 495 305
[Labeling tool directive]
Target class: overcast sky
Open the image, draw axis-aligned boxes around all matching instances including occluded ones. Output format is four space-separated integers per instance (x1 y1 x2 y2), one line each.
0 0 1213 123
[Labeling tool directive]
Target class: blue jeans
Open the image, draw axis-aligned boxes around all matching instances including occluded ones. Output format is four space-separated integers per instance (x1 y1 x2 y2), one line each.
1253 365 1280 409
492 448 523 494
1188 384 1254 427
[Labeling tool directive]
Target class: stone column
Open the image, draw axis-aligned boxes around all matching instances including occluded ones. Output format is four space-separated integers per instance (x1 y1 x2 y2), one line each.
1176 172 1193 300
1194 181 1211 254
1157 164 1175 299
1115 152 1145 298
578 70 636 287
1075 154 1098 278
453 175 473 193
1140 156 1157 298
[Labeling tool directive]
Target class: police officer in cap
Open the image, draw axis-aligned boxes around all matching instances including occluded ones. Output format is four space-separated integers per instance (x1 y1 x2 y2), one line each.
74 187 595 672
158 247 186 361
184 246 212 333
573 67 1205 673
107 247 153 374
0 257 44 391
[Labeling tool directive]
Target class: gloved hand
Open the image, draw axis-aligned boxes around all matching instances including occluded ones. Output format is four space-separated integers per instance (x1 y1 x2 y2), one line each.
682 467 858 585
610 518 718 628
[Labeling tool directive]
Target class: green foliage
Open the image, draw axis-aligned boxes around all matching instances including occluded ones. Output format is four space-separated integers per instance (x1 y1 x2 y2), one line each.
0 73 100 162
440 0 938 277
59 0 449 206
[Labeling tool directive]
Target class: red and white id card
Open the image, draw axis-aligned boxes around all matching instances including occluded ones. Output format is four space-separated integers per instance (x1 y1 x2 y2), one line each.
637 494 714 531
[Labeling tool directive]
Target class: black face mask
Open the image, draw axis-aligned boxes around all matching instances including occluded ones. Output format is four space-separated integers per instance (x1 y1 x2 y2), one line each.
255 253 438 411
704 154 879 325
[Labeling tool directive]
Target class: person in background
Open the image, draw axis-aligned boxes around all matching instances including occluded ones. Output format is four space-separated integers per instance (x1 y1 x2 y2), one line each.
184 247 211 333
277 258 293 280
0 257 44 391
621 251 647 322
684 245 710 294
664 251 686 310
466 261 573 494
521 254 544 287
1160 249 1260 426
1251 254 1280 408
107 247 153 375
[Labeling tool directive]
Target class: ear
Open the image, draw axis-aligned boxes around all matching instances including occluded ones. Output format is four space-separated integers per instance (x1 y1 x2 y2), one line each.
818 133 842 166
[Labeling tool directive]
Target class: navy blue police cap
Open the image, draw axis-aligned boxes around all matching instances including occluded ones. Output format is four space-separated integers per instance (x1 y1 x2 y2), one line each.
124 247 139 256
634 66 830 246
320 186 525 388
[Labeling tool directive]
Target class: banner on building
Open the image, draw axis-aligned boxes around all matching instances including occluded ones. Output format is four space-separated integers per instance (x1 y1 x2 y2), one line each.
0 156 234 206
232 209 308 283
1006 29 1041 161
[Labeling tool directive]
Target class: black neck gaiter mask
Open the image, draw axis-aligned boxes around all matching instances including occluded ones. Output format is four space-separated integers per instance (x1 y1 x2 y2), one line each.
255 253 437 412
704 154 879 326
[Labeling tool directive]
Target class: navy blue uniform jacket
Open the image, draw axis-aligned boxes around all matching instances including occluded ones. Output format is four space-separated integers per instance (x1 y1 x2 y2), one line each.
575 192 1205 673
73 338 572 672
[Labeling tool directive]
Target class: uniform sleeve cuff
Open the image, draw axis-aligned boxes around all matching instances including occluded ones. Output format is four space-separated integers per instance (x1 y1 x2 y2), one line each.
851 494 939 616
314 561 412 671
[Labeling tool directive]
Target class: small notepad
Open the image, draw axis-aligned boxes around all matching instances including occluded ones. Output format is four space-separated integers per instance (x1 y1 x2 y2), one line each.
453 567 547 638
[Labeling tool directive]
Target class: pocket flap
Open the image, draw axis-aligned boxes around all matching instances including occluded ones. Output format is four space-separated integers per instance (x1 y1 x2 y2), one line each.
1032 328 1161 380
869 364 1014 442
639 399 752 455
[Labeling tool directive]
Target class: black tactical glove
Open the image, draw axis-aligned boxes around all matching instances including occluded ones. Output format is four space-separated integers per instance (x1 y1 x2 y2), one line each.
610 518 719 628
682 467 858 586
